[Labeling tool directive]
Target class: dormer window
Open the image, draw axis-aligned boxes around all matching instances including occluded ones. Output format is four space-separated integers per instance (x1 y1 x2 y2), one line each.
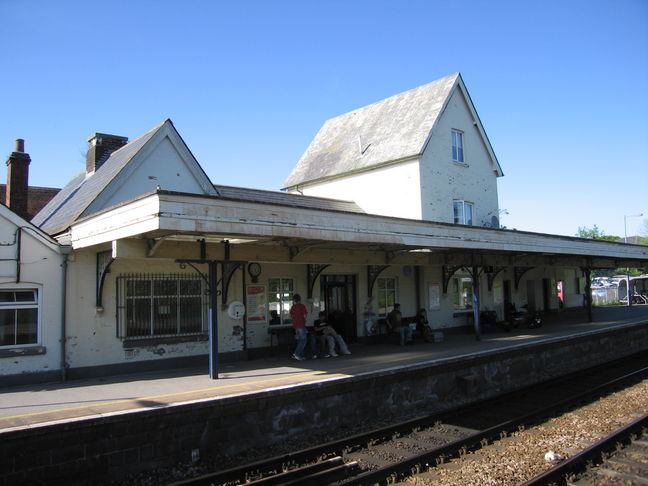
452 129 464 163
453 200 474 225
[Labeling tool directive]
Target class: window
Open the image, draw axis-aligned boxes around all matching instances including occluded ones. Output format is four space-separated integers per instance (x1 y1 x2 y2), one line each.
0 289 39 346
376 277 398 316
452 129 464 163
453 277 473 310
117 274 207 338
453 200 474 225
268 277 294 325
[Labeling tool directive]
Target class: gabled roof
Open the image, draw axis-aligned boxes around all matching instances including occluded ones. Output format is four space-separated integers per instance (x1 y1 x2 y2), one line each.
32 119 215 235
0 184 60 220
283 73 502 190
0 202 62 252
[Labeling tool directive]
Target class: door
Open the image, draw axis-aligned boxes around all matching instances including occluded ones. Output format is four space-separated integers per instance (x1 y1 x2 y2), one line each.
526 280 536 312
542 278 551 312
320 275 357 343
503 280 512 321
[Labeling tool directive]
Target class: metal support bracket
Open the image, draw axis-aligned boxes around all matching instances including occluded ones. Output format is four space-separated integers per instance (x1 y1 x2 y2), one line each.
307 264 330 298
485 266 506 291
367 265 389 298
221 261 245 306
442 265 465 293
514 266 534 290
96 250 114 308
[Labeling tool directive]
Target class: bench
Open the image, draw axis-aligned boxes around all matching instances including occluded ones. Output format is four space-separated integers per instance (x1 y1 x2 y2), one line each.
268 326 294 348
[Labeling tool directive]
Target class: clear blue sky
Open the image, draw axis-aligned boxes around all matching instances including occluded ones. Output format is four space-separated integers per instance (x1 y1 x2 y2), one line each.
1 0 647 238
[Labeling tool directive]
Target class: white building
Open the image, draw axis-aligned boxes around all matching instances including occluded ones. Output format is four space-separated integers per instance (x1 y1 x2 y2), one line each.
284 73 502 227
0 200 67 386
2 74 646 385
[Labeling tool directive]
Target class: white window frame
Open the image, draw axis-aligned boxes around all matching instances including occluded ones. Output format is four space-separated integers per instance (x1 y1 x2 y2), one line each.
452 129 465 163
268 277 295 325
452 276 474 311
453 200 474 225
0 287 41 347
376 277 398 317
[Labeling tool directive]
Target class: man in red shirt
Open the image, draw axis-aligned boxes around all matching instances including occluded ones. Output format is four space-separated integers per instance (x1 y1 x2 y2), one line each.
289 294 308 360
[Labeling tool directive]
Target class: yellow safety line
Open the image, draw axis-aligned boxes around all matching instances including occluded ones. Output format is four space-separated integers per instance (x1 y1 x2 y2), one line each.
0 352 430 423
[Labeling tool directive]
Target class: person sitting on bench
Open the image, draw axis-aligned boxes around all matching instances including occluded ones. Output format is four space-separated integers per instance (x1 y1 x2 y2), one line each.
386 303 413 345
313 311 351 356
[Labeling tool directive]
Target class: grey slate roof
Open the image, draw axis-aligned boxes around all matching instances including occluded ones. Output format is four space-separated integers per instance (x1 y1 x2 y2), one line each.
32 121 165 235
214 185 365 214
283 73 461 189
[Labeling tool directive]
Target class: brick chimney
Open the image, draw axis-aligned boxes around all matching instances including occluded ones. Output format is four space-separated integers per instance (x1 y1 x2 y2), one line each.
86 133 128 173
6 139 31 219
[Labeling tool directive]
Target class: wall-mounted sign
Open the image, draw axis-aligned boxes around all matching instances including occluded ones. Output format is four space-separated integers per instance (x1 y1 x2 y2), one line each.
228 301 246 320
246 284 267 324
428 282 441 311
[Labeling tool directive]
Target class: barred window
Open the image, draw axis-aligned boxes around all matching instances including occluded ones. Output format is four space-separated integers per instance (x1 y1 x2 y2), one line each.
0 289 39 347
117 274 207 339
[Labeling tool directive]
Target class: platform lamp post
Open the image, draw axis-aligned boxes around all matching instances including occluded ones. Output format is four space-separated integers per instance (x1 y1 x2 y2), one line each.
623 213 643 307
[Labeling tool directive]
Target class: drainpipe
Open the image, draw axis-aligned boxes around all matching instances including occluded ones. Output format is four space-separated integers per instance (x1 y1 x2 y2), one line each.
60 252 69 381
15 227 21 283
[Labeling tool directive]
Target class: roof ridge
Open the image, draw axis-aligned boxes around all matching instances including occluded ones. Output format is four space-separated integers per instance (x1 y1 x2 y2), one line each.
323 72 460 124
214 183 358 204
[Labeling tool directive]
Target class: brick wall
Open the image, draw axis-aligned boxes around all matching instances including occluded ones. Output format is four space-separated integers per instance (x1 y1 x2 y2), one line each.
1 323 646 486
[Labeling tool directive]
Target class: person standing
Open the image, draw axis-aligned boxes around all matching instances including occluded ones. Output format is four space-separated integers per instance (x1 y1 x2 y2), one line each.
290 294 308 360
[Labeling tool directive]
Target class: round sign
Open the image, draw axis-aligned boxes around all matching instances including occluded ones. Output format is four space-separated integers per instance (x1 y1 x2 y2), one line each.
227 301 245 320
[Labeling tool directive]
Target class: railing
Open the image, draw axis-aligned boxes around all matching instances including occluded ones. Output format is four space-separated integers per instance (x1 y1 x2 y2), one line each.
591 287 619 306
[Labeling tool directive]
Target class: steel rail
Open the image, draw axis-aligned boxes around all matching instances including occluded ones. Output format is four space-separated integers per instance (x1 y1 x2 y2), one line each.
516 414 648 486
334 365 648 486
166 353 648 486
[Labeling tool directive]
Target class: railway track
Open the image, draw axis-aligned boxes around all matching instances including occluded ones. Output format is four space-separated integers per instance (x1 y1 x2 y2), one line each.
521 414 648 486
168 351 648 486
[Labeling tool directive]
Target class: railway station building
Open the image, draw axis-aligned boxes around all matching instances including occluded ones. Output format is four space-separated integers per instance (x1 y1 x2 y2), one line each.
2 73 647 386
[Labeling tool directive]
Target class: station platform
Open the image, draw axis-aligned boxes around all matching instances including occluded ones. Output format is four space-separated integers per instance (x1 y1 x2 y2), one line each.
1 305 648 433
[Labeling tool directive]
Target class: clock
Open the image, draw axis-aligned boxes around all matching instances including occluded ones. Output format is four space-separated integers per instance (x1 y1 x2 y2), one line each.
248 263 262 282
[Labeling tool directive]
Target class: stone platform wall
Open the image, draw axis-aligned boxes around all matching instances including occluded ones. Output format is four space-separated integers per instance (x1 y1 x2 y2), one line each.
2 322 647 486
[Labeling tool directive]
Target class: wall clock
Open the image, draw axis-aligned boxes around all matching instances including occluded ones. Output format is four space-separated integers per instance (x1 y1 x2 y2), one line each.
248 262 262 282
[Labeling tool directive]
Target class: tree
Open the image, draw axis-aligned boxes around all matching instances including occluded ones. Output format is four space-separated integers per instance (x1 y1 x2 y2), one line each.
575 225 644 277
576 225 620 242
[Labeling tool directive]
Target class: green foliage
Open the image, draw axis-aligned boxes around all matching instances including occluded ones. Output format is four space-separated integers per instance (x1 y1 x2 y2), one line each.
576 225 620 241
577 225 645 276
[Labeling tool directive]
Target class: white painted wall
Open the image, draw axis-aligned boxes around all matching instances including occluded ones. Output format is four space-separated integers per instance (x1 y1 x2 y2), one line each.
298 159 423 220
419 87 500 225
292 86 500 227
64 251 210 369
84 130 215 215
0 212 65 380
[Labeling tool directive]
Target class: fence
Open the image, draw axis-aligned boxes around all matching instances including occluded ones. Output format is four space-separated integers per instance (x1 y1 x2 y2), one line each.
591 287 619 306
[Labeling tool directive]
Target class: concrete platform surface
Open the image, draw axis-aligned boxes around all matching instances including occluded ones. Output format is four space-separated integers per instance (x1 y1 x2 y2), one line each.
1 305 647 431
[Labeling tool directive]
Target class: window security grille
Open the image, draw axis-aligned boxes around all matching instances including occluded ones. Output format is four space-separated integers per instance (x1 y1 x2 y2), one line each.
117 274 208 339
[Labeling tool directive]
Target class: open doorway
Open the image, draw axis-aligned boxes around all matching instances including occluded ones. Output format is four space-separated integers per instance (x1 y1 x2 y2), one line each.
320 275 357 343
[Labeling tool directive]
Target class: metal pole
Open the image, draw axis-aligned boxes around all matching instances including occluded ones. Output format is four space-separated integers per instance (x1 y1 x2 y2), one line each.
584 268 593 322
472 266 481 341
625 215 632 308
624 213 643 307
208 261 219 379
